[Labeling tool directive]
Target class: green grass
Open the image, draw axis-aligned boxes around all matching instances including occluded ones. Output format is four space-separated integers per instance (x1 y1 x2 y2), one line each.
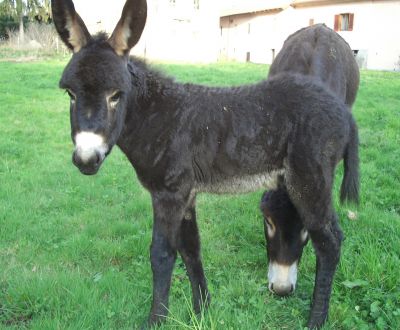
0 59 399 330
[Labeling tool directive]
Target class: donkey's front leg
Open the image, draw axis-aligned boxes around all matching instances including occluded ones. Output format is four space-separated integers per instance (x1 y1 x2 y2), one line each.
145 191 188 327
178 200 210 314
307 216 343 329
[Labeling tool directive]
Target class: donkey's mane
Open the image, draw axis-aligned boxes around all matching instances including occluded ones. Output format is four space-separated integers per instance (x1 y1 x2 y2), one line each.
126 56 179 103
92 32 109 43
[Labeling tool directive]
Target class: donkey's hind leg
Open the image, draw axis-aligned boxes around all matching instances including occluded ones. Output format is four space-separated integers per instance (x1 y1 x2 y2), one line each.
177 200 210 314
285 159 343 329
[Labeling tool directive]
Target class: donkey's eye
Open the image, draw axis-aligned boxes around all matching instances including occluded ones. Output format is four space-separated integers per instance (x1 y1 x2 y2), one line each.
300 229 309 243
66 89 76 102
109 91 122 108
265 217 276 238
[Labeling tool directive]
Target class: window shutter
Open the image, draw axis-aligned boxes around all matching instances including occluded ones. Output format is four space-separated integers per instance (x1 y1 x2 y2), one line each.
334 15 340 31
349 13 354 31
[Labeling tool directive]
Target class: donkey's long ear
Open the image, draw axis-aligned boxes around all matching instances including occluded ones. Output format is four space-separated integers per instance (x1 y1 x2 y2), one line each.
51 0 91 53
108 0 147 57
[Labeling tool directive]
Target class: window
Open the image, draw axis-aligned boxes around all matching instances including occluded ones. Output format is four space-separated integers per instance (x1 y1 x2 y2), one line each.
309 18 314 26
246 52 251 62
194 0 200 10
334 13 354 31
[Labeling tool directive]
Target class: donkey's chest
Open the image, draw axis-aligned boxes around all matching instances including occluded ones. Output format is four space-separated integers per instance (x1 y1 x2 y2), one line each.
195 169 284 194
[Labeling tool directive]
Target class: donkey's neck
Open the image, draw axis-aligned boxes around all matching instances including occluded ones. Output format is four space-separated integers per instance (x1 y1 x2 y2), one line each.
117 60 186 168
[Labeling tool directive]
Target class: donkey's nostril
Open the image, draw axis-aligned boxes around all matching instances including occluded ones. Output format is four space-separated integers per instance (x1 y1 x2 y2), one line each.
270 282 294 296
72 148 104 176
94 151 101 166
72 151 80 166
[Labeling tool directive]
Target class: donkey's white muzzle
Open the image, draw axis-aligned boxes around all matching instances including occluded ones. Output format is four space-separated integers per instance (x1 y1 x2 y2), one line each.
73 132 108 175
268 261 297 296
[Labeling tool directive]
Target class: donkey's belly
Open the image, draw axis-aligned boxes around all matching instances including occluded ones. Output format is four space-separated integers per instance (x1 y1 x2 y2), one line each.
196 169 284 194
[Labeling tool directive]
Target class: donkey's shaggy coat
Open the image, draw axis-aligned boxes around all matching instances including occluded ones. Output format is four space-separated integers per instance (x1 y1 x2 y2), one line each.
52 0 359 328
269 24 359 107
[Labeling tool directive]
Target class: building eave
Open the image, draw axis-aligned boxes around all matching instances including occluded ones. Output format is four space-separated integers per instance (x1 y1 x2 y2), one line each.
291 0 375 8
220 0 399 17
220 8 285 18
220 1 292 18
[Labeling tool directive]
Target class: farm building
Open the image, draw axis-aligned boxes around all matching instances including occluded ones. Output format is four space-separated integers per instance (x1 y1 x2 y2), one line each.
73 0 400 71
220 0 400 71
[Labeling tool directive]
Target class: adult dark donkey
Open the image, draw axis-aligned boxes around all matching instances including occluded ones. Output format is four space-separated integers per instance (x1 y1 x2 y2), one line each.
51 1 359 328
261 24 360 297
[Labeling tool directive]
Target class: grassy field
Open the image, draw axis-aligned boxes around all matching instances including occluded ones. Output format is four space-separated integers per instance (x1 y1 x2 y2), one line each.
0 58 399 330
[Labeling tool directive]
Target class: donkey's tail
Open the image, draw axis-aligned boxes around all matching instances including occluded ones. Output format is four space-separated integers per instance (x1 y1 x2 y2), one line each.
340 116 360 205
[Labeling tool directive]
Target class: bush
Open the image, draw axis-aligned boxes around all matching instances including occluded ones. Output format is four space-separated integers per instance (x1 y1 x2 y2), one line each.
0 15 19 40
1 22 67 56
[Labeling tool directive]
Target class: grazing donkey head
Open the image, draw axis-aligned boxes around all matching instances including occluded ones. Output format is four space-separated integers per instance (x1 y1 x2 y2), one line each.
260 189 309 296
52 0 147 175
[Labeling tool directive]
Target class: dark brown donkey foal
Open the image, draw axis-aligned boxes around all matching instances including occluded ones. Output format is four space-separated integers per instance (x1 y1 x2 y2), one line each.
261 24 360 297
51 0 359 328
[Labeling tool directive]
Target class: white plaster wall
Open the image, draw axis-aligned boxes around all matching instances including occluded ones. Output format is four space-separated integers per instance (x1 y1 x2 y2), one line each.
72 0 220 63
73 0 126 33
220 1 400 70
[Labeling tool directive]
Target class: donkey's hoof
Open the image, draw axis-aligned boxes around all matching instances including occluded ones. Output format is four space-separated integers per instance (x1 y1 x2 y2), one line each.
307 317 327 329
141 313 167 330
194 292 211 315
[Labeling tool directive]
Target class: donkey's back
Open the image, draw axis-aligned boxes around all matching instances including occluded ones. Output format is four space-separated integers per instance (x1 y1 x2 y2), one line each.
269 24 359 107
181 73 355 196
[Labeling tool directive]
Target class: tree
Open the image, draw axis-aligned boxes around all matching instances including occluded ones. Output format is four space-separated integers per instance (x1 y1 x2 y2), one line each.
0 0 50 41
